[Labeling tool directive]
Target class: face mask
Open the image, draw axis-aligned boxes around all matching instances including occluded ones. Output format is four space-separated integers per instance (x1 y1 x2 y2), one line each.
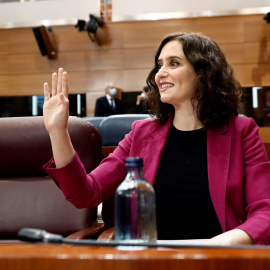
109 88 117 96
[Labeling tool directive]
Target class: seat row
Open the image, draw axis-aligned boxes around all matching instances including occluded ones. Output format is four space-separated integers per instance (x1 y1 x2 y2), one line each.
84 114 150 146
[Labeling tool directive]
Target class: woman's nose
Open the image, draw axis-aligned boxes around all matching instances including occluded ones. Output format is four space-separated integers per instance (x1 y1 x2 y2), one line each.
156 67 168 78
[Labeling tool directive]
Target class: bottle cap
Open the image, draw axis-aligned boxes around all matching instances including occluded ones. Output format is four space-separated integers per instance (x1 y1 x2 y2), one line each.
125 157 143 167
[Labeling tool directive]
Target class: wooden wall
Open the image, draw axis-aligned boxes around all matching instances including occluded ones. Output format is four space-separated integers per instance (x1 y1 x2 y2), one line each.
1 14 270 116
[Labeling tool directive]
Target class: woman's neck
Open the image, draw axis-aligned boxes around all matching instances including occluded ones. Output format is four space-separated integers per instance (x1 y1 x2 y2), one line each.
173 107 204 131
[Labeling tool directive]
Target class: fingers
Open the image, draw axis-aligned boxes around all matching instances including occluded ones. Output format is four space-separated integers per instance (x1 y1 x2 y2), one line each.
62 71 69 98
47 68 67 97
57 67 63 94
44 82 50 102
51 72 57 96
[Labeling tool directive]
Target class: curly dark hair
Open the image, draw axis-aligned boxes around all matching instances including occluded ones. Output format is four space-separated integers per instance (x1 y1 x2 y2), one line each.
146 32 242 127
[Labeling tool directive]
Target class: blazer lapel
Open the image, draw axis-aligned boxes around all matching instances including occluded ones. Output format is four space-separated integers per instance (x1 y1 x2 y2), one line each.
207 124 231 231
142 117 173 186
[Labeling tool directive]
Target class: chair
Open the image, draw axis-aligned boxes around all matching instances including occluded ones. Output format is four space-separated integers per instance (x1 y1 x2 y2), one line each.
99 114 150 146
83 116 106 132
98 114 150 159
0 116 105 241
97 197 116 241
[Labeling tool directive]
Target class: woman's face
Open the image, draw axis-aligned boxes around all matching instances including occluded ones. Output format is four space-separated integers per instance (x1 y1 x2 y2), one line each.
154 40 197 110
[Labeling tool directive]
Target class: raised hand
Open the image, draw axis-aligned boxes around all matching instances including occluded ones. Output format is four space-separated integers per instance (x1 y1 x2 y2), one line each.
43 68 70 134
43 68 75 168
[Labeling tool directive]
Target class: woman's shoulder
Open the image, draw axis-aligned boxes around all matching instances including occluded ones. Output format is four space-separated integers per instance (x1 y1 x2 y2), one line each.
132 116 156 127
131 116 168 135
228 115 259 134
229 115 256 126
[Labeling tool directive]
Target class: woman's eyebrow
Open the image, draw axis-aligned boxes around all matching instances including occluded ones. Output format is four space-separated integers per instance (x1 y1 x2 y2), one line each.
157 55 183 62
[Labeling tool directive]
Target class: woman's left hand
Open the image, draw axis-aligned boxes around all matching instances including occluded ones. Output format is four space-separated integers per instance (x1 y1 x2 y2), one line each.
204 229 253 245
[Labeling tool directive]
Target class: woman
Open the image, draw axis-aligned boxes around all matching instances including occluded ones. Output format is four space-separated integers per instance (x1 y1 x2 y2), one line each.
43 32 270 245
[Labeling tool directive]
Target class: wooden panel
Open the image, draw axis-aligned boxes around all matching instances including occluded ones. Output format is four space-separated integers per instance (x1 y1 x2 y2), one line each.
244 20 270 42
121 16 245 49
7 73 50 96
194 19 244 44
123 47 155 69
259 127 270 142
0 244 270 270
1 49 124 74
220 42 270 65
0 55 7 73
0 75 9 92
197 14 261 24
233 64 270 87
121 15 247 45
0 70 125 97
122 68 151 91
53 24 123 51
113 17 196 30
6 27 41 54
121 20 199 49
4 25 123 54
2 53 270 97
122 27 170 49
68 70 125 92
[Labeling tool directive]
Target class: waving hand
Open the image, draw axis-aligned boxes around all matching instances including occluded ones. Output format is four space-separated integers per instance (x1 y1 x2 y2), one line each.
43 68 75 168
43 67 70 134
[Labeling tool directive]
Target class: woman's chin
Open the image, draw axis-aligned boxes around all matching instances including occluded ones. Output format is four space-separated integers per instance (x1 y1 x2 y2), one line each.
160 96 170 104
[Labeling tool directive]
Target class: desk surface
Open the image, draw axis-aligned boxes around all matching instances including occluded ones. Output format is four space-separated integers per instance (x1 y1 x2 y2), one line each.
0 244 270 270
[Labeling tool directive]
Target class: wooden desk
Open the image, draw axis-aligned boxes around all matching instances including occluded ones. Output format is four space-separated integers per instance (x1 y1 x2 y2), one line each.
0 244 270 270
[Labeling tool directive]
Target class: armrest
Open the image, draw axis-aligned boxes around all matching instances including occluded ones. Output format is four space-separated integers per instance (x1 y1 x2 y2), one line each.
66 221 106 240
97 227 115 242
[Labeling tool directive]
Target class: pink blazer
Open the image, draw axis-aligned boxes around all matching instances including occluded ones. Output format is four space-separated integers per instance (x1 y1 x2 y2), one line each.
44 116 270 244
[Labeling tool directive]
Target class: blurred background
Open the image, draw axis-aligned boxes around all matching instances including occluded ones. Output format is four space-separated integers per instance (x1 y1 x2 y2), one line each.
1 0 270 126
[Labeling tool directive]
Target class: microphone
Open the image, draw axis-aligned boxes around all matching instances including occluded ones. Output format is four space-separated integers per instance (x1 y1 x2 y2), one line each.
18 228 64 243
18 228 154 247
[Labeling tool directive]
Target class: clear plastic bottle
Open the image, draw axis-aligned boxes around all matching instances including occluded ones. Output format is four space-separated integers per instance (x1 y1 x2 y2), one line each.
114 157 157 243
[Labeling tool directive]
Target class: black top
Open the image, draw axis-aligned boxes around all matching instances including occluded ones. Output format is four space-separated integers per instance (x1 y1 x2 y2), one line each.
154 125 222 240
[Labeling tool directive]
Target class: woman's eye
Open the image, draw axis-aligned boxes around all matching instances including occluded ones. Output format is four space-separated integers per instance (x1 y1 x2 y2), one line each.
170 60 179 67
156 64 163 70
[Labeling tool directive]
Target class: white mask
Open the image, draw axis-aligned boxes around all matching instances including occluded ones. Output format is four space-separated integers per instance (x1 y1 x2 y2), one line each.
109 88 117 96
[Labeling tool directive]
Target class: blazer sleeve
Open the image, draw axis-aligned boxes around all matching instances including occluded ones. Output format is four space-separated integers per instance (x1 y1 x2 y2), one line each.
43 120 140 208
236 118 270 244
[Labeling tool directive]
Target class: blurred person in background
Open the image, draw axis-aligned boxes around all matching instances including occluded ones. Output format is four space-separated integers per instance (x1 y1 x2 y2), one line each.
94 82 123 116
136 85 149 114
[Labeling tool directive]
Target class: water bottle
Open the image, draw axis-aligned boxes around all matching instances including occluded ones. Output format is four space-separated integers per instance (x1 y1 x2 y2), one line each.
114 157 157 243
